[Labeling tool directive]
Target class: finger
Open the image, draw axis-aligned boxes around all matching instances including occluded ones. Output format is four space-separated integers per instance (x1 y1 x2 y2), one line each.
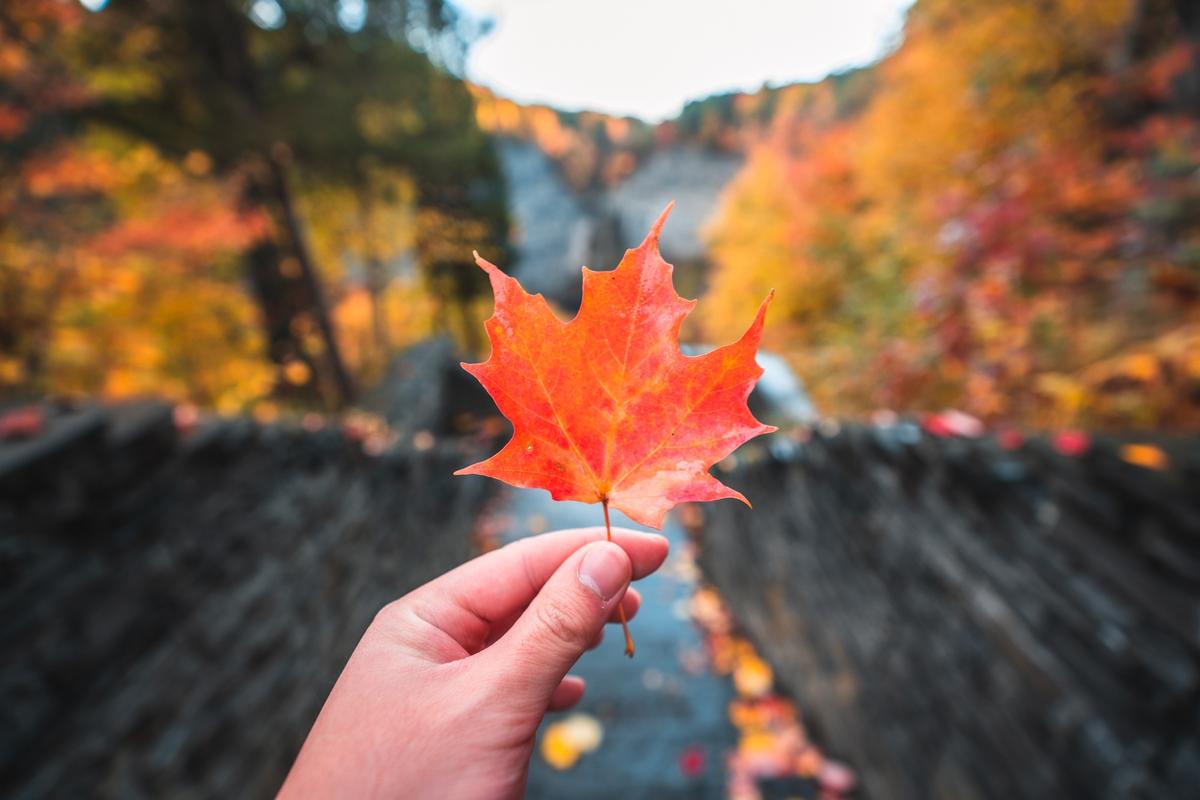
413 528 667 651
588 628 604 650
483 608 524 649
549 675 586 711
609 587 640 624
484 586 639 651
485 541 631 704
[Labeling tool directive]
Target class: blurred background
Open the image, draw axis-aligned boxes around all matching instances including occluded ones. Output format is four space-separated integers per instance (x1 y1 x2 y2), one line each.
3 0 1199 427
2 1 1199 798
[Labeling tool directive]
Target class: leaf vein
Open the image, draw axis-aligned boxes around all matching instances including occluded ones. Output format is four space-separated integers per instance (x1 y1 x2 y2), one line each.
609 362 735 493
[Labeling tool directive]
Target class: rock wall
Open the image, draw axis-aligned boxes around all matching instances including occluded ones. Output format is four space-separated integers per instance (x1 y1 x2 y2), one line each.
497 137 743 310
0 401 495 798
603 147 742 262
697 425 1200 800
496 139 593 307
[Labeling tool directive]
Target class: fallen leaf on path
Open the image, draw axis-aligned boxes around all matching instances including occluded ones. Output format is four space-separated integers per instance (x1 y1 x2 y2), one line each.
1120 443 1168 470
540 713 604 770
0 405 43 440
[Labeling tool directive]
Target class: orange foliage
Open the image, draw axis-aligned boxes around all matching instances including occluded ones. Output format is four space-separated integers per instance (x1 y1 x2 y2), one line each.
470 84 653 190
92 204 268 258
2 127 273 409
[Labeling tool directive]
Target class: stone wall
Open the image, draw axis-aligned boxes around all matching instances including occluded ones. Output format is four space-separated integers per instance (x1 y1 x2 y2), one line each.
0 401 495 798
697 424 1200 800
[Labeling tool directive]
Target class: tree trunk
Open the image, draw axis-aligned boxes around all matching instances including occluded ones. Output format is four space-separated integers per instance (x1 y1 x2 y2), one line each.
266 151 356 406
357 192 390 362
190 0 355 409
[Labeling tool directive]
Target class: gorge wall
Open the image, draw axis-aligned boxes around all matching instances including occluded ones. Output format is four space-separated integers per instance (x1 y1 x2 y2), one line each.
0 398 496 797
697 425 1200 800
496 138 741 310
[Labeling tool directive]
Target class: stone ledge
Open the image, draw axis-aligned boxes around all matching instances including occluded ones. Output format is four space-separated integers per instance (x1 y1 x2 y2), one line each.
698 424 1200 800
0 401 497 797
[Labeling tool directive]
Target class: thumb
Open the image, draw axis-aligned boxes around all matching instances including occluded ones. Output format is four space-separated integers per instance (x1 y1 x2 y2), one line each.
486 541 631 704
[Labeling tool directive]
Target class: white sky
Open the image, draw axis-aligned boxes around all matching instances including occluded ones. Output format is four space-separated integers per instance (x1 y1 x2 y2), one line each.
450 0 915 121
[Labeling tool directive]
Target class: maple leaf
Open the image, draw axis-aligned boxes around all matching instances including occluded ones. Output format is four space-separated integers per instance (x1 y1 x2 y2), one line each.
455 202 777 529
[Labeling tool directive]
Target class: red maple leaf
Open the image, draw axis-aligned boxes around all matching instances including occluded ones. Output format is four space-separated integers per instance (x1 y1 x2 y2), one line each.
455 203 776 530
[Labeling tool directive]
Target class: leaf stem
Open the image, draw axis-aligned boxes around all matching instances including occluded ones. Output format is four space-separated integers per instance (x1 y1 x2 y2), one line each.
602 499 635 658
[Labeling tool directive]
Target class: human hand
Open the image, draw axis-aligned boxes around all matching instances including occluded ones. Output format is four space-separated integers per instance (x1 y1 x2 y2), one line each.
278 527 669 799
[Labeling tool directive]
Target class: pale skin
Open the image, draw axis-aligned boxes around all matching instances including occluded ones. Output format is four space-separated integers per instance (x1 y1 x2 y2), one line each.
279 527 669 799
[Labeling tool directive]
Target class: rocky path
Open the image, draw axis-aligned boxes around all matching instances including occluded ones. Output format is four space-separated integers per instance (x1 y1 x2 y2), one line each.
484 489 738 799
495 139 743 311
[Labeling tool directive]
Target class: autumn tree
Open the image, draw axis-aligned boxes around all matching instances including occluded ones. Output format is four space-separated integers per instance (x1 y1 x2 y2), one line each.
702 0 1200 429
1 0 508 409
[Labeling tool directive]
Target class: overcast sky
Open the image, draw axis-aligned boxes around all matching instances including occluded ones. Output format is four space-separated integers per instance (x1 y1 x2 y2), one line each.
450 0 915 121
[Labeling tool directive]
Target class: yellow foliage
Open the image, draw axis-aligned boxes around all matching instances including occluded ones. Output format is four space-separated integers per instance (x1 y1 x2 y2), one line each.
3 2 478 414
469 83 647 190
282 359 312 386
701 0 1199 429
332 280 435 383
4 130 275 410
301 168 417 285
733 651 774 699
